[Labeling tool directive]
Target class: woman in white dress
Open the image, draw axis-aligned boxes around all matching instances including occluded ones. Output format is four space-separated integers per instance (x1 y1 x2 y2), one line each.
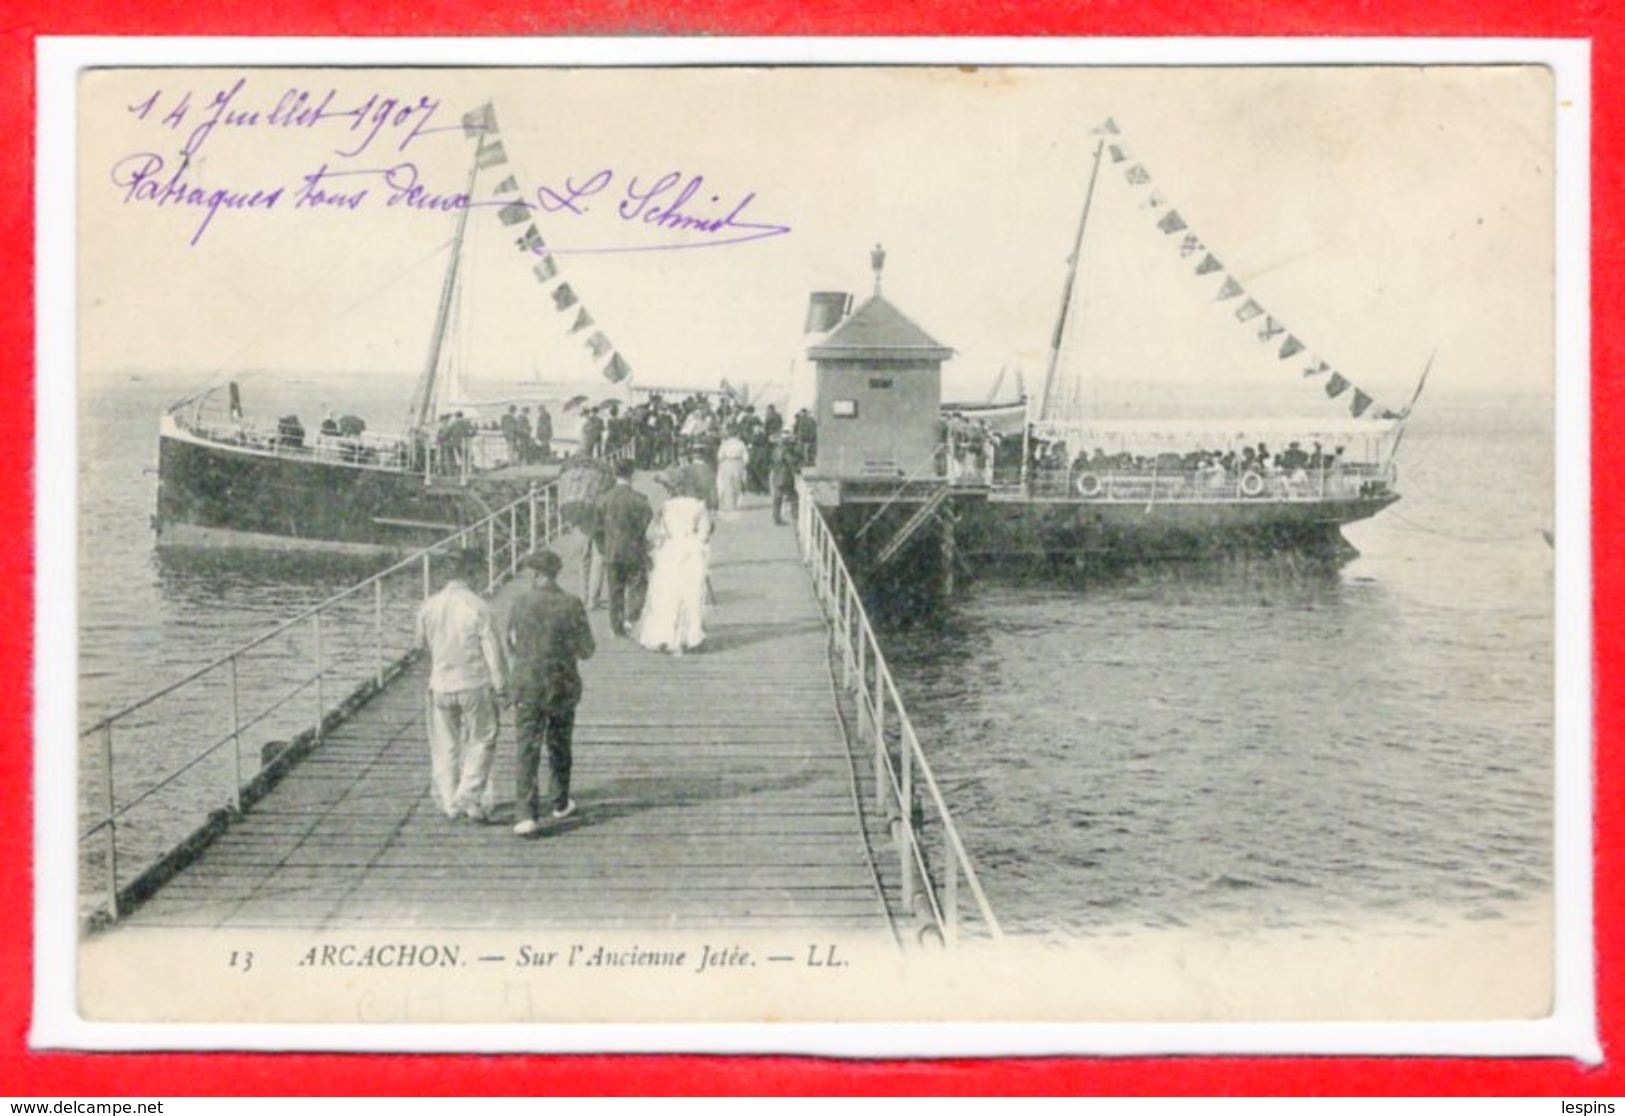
715 430 747 516
638 494 713 655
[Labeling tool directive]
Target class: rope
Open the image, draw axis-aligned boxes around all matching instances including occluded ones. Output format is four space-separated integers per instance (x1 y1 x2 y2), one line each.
1385 508 1547 546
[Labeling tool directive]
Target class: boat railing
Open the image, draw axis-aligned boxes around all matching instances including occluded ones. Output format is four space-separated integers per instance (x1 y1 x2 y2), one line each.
796 482 1003 947
1014 461 1396 502
78 479 570 926
175 409 421 474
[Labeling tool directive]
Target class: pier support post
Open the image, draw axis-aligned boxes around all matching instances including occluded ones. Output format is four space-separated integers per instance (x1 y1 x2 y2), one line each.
421 552 431 604
101 722 119 921
487 519 497 592
510 504 519 577
941 512 956 598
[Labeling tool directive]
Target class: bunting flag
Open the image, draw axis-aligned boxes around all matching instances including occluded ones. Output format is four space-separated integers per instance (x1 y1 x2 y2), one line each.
475 138 508 170
1094 115 1398 424
461 103 497 137
514 225 544 254
466 111 634 394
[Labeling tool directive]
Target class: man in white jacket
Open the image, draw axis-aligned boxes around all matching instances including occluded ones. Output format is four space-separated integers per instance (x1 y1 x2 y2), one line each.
415 549 509 821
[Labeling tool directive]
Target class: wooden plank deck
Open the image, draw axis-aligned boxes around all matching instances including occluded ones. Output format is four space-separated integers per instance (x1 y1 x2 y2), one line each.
119 484 897 937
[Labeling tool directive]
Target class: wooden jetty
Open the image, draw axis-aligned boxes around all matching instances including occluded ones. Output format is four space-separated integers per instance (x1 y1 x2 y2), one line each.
93 478 998 944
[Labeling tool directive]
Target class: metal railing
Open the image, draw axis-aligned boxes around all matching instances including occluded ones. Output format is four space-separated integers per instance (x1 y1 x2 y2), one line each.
79 479 569 925
796 485 1003 947
1018 461 1396 502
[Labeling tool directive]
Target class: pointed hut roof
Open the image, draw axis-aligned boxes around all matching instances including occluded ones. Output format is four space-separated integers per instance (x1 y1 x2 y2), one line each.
806 294 954 362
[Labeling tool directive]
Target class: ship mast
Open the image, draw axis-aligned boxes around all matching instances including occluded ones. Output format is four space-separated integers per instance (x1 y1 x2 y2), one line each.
407 150 485 435
1038 138 1107 421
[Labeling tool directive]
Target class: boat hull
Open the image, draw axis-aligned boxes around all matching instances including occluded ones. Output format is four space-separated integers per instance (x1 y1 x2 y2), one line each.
155 427 476 554
958 490 1399 565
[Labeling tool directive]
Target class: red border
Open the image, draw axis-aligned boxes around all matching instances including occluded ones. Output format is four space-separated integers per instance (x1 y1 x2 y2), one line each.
6 4 1615 1097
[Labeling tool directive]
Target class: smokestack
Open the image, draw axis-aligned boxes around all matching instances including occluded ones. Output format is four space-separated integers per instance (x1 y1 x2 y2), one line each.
803 291 851 335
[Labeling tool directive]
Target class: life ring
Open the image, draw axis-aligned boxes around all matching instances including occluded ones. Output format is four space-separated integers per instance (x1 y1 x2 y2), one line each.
1075 472 1104 498
1240 470 1267 498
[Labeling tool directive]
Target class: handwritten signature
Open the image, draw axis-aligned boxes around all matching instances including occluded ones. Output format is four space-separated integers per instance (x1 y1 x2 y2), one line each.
528 168 791 253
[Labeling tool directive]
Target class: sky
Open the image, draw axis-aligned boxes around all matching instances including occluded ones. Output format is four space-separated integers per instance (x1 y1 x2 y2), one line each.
77 65 1555 417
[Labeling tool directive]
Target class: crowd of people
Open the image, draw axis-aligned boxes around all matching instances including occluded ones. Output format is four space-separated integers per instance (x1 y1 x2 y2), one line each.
576 392 818 487
1024 432 1355 497
415 436 808 841
939 411 1014 484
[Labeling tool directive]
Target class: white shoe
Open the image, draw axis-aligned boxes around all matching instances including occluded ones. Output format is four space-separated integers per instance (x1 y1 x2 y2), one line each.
551 800 577 821
513 818 541 837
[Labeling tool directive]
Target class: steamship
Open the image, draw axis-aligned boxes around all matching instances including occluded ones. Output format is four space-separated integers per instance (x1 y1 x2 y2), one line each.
798 135 1408 569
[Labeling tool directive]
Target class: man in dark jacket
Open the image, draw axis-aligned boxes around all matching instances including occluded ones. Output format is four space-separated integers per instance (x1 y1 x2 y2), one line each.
505 550 595 835
593 458 652 637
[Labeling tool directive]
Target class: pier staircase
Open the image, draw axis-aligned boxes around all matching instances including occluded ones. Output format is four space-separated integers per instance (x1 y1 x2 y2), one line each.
872 483 953 568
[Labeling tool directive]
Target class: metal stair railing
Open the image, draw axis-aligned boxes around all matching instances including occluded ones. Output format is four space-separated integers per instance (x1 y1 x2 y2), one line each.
873 483 953 568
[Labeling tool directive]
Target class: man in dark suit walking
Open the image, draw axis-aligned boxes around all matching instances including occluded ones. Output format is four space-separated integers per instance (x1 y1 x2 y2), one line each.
505 550 595 836
593 457 652 637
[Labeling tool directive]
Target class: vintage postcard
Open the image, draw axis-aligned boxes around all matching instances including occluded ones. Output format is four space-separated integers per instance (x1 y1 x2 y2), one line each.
34 39 1593 1055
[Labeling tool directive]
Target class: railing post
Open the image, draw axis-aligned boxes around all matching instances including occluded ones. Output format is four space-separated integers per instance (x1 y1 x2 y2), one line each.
100 722 119 921
528 484 538 553
856 623 868 713
899 713 915 912
228 656 243 811
873 666 886 811
841 585 854 688
487 518 497 591
942 828 959 946
373 579 385 687
313 612 325 742
510 504 519 576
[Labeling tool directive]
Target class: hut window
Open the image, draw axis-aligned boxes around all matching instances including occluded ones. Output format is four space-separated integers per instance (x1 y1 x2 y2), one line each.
833 399 858 418
868 377 894 390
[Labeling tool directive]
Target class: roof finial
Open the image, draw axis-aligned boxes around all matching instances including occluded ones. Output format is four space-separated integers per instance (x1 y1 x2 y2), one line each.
870 242 886 295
